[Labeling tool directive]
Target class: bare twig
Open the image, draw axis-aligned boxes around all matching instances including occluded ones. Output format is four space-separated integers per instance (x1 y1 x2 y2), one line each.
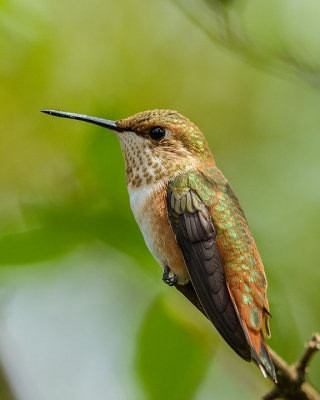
264 334 320 400
296 334 320 385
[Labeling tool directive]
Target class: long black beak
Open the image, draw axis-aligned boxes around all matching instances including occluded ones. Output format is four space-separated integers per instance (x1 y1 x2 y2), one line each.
41 110 124 132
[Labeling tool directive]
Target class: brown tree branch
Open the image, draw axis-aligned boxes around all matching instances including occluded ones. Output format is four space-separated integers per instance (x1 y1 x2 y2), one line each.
296 334 320 385
264 334 320 400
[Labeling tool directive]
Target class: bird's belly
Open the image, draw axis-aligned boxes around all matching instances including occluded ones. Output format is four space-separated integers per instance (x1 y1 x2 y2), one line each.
128 184 189 284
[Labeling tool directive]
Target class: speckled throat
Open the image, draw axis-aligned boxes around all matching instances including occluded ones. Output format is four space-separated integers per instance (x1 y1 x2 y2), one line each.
116 130 197 190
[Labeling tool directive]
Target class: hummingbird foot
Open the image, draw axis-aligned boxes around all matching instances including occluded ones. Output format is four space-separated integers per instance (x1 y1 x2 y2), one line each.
162 266 178 287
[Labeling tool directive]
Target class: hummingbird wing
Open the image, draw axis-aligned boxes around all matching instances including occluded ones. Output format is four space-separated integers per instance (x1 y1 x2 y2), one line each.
167 169 276 381
167 183 251 361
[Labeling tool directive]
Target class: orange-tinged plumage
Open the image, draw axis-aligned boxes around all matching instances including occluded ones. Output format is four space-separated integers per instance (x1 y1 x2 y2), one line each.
42 108 276 382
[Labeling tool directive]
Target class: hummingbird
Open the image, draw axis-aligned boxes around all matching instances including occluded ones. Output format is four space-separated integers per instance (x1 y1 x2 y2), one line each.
42 108 277 382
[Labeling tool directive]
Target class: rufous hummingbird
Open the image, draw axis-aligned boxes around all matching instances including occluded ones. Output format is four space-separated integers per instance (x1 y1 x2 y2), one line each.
42 108 277 382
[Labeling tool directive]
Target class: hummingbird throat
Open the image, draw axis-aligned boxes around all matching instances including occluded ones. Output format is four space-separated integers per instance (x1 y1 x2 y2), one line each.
116 131 195 189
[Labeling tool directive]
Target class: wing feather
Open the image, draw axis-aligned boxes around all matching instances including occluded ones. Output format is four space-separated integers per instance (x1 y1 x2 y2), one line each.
167 189 251 361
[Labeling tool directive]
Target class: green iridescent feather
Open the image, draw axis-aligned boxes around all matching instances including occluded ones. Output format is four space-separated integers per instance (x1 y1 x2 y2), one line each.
168 168 268 325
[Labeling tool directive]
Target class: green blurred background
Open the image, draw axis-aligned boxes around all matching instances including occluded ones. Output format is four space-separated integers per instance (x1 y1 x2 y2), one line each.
1 0 320 398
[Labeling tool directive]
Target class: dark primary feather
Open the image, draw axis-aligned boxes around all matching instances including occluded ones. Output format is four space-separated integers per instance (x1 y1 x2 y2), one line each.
167 189 251 361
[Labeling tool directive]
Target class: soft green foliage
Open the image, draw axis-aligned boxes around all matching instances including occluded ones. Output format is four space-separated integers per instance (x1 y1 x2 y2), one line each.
0 0 320 398
136 296 212 400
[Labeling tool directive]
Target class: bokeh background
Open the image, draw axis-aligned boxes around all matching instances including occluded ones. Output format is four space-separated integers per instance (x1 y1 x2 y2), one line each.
1 0 320 399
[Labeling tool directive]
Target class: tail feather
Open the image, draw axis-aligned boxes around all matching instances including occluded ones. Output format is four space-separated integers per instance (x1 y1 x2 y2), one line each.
226 285 277 382
258 333 277 383
258 363 268 379
240 321 277 382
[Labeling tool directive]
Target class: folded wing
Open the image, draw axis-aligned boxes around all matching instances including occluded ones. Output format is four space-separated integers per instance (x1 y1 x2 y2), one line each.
167 188 251 361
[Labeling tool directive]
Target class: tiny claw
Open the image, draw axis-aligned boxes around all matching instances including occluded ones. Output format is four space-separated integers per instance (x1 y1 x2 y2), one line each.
162 266 178 287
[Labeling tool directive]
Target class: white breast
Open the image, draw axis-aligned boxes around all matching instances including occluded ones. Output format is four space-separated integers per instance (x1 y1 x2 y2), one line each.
128 183 166 270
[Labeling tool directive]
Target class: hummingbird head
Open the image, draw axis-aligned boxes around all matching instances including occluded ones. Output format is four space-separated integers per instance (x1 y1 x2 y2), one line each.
42 109 214 188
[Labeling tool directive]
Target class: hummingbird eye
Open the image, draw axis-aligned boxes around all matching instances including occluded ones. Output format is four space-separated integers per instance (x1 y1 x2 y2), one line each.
149 126 166 141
